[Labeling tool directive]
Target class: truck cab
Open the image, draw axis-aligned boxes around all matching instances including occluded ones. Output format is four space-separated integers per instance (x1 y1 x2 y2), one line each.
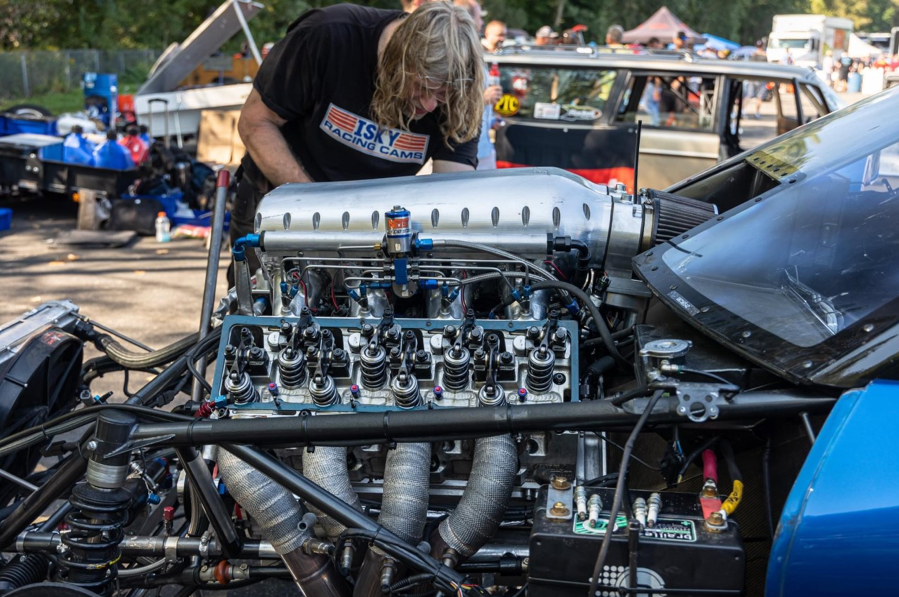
767 14 853 69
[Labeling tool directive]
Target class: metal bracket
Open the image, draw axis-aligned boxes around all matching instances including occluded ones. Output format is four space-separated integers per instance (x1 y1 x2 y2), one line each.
545 476 574 521
104 435 176 459
164 536 179 563
675 383 721 423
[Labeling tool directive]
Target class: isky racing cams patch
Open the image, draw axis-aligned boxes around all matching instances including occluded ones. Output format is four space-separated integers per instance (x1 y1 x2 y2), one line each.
320 104 429 164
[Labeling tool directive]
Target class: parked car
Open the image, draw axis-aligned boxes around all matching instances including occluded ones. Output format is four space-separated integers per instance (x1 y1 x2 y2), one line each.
487 47 844 190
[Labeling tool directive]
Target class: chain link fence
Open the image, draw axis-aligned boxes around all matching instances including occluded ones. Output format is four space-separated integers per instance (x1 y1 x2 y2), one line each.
0 49 161 101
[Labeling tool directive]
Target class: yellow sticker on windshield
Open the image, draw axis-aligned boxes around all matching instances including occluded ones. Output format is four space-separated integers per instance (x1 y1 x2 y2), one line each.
494 94 520 117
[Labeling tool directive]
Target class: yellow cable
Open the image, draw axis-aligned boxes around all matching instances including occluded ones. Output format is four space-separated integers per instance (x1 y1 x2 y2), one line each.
722 480 743 515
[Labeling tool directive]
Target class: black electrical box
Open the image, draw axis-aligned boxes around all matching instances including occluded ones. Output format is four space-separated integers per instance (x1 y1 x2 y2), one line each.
529 487 744 596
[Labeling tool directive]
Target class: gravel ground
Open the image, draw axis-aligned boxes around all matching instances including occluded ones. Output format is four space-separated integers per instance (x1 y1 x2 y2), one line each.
0 195 230 400
0 196 302 596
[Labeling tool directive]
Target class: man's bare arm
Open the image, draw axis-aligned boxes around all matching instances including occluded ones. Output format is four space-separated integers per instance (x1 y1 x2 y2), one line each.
238 89 313 186
433 159 475 173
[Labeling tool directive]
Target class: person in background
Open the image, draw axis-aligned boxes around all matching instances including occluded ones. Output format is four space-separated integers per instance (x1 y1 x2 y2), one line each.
670 31 687 50
660 77 684 126
605 25 625 48
483 20 507 52
639 76 661 126
750 40 767 62
535 26 556 46
119 124 149 166
838 55 851 91
822 50 835 88
646 37 663 50
451 0 500 169
138 124 151 145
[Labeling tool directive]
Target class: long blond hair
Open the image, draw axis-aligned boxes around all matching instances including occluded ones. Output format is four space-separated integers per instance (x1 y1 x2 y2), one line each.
371 2 485 147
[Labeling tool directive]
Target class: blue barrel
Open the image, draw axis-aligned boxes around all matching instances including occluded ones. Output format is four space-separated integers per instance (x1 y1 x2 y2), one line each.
848 72 862 93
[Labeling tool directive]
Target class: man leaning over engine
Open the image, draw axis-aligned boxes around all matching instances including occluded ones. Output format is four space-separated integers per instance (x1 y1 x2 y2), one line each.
230 2 485 284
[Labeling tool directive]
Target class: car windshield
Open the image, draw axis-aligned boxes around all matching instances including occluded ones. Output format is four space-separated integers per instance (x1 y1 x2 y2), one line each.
495 65 617 121
770 38 811 50
660 90 899 348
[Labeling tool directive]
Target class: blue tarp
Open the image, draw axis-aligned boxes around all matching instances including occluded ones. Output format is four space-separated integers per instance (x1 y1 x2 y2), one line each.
63 133 96 166
93 139 134 170
697 33 740 52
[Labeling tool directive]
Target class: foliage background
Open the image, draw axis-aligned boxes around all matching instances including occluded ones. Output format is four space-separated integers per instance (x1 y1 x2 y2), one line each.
2 0 897 51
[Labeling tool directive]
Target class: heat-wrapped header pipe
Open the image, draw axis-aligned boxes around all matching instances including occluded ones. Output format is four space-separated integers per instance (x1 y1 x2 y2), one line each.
218 449 349 597
301 447 362 545
355 443 431 597
433 435 518 561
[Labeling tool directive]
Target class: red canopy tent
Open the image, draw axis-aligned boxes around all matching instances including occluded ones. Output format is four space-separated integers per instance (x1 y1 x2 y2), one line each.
621 6 704 45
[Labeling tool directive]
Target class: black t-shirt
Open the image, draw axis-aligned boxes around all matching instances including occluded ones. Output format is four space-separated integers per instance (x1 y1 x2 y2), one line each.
243 4 478 188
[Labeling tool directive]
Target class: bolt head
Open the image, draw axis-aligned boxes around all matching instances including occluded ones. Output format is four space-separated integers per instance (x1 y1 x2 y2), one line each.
550 475 571 490
87 440 98 451
549 501 571 517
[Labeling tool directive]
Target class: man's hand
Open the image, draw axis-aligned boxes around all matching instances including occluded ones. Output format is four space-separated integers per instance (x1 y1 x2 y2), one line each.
484 85 503 106
238 89 313 186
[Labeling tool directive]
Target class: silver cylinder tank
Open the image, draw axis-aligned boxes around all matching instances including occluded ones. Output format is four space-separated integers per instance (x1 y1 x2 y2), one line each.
254 168 623 266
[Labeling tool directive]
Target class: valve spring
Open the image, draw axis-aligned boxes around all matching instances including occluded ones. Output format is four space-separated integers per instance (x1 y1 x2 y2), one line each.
442 344 471 392
478 383 506 407
309 375 339 407
360 343 388 390
278 348 308 389
391 373 422 409
58 483 130 593
526 346 555 394
225 371 258 405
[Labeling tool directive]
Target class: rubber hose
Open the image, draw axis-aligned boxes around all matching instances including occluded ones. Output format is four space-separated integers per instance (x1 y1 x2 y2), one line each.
99 331 201 369
585 356 616 380
503 280 628 368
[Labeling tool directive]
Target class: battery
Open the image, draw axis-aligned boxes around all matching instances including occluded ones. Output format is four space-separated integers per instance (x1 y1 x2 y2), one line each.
529 487 744 596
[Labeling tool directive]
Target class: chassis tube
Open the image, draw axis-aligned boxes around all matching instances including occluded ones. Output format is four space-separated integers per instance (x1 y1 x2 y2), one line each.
175 448 242 557
191 170 230 402
0 442 89 549
132 392 836 447
19 533 278 560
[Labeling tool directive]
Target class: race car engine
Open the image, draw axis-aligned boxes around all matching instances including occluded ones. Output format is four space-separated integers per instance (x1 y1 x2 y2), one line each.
0 167 833 597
